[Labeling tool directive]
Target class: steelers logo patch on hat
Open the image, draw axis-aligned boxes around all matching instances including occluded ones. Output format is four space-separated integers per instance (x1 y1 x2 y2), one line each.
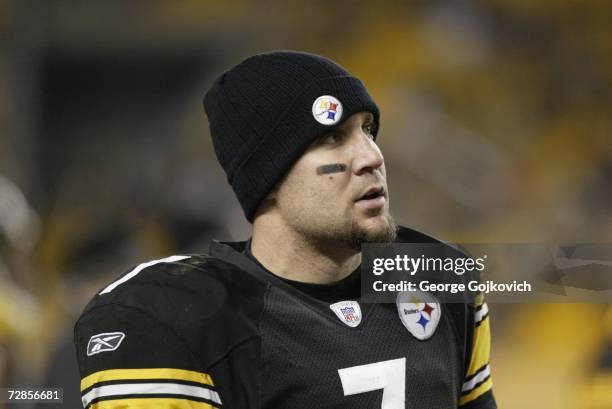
312 95 343 125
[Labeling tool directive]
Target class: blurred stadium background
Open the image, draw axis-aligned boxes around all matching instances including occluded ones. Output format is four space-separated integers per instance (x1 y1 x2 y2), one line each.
0 1 611 408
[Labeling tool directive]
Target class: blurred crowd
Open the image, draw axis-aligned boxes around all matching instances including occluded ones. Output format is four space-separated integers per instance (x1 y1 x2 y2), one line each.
0 1 611 408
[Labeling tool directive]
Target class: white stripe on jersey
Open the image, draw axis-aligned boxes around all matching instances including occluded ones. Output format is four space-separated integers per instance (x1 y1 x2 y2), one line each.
475 302 489 324
81 382 222 408
99 255 191 294
461 364 491 393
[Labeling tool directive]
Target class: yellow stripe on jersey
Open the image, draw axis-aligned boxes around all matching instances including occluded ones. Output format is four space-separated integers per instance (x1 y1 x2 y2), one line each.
81 368 214 391
90 397 218 409
459 377 493 406
460 292 493 405
467 313 491 377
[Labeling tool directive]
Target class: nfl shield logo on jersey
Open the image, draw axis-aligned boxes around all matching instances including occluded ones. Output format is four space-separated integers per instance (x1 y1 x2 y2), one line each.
330 300 362 328
396 291 441 340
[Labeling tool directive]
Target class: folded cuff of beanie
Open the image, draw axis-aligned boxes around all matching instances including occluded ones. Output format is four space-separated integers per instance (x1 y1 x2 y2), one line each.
231 75 380 222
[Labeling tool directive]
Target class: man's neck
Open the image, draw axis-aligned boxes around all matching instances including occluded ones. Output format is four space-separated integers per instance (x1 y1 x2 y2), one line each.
251 216 361 284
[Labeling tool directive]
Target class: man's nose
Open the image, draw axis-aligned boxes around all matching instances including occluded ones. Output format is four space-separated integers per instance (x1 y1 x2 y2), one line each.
351 133 384 176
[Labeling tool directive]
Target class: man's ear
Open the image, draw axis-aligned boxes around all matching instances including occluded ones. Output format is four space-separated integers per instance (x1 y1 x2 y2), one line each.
253 188 277 220
261 185 279 208
267 177 286 200
265 185 278 201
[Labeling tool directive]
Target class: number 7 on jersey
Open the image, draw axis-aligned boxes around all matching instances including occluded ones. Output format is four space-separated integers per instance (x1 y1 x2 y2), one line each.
338 357 406 409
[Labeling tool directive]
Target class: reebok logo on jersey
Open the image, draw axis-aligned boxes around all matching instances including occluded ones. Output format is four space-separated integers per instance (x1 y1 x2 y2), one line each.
87 332 126 356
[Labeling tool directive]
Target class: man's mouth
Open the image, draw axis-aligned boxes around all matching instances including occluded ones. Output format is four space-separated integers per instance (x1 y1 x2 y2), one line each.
355 186 386 208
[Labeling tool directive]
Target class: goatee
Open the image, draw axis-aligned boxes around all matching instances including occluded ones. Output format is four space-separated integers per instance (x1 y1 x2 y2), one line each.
347 214 397 251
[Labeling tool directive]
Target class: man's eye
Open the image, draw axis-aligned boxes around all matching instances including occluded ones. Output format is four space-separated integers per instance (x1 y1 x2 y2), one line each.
363 123 375 138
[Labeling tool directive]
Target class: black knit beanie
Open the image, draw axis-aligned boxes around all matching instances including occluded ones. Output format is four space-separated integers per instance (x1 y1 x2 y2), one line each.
203 50 380 222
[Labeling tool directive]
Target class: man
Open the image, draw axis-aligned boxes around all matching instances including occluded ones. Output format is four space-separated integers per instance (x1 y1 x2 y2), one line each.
74 51 496 408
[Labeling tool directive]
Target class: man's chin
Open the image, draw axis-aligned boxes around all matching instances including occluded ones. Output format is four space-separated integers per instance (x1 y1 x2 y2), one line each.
348 213 397 250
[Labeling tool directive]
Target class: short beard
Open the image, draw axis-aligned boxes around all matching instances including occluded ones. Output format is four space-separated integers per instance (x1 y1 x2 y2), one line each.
345 213 398 251
285 210 398 256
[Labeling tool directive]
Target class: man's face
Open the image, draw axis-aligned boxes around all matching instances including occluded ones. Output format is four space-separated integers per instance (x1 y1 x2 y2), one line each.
271 111 396 250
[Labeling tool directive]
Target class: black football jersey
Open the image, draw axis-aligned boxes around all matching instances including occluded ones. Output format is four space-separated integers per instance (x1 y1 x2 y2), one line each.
74 226 496 409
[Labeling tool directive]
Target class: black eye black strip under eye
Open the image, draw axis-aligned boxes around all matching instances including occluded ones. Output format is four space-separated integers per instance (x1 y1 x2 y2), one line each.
316 163 347 175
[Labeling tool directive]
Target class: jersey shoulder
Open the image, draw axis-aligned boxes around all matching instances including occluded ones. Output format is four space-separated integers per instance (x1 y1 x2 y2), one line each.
76 254 266 368
74 254 266 408
82 254 265 321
